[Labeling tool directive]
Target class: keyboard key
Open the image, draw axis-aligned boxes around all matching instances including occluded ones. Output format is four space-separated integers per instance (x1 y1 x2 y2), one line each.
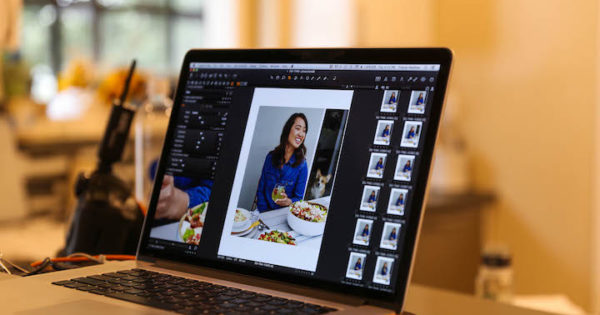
88 275 113 282
262 305 278 311
52 280 74 286
238 292 256 299
64 282 88 289
72 277 105 286
255 295 271 302
268 297 288 305
300 306 322 313
124 288 145 295
75 286 95 292
101 272 122 278
287 301 304 308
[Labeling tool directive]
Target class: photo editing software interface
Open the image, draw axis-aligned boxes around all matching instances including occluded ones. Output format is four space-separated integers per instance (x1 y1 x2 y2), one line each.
146 62 441 293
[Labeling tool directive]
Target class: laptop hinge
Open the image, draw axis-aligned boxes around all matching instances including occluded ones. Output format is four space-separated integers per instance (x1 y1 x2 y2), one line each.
145 258 368 307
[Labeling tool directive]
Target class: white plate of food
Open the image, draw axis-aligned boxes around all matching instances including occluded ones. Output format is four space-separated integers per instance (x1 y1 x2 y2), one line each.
287 200 327 236
177 202 208 245
256 229 296 246
232 208 252 233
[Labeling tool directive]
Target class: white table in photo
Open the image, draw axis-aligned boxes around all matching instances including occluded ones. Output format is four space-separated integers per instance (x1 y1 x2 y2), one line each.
239 196 331 248
150 196 332 246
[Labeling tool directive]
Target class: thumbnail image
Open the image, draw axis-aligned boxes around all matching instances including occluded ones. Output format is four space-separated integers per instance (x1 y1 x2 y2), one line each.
359 185 380 212
346 252 367 280
387 188 408 216
373 120 394 146
380 90 399 113
394 155 415 182
400 121 422 148
373 256 395 285
366 153 387 179
353 219 374 246
380 222 401 250
408 90 427 114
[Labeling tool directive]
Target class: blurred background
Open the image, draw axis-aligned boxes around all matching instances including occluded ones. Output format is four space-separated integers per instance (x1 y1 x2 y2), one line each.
0 0 597 314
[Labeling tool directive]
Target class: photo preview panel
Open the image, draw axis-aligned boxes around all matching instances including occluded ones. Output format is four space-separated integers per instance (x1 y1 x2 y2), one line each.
218 88 352 272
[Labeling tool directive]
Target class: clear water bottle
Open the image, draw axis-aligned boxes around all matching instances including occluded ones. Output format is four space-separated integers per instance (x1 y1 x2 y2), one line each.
475 245 513 302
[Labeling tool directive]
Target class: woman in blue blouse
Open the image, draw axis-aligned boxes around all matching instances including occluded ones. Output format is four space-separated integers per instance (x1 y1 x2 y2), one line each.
381 125 390 138
395 193 405 207
381 262 388 276
416 92 425 105
406 126 416 139
375 157 385 170
361 224 370 237
367 191 377 203
256 113 309 212
354 257 363 271
389 227 397 241
402 160 412 173
387 92 397 104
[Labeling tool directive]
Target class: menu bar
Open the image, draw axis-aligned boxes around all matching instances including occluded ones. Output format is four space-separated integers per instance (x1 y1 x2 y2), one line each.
190 63 440 71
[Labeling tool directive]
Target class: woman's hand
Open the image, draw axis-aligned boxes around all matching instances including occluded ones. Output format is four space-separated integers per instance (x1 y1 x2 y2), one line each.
155 175 189 220
274 192 292 207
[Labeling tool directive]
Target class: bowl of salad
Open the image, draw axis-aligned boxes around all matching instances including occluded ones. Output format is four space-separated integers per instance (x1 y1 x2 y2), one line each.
178 202 208 245
257 230 296 245
287 200 327 236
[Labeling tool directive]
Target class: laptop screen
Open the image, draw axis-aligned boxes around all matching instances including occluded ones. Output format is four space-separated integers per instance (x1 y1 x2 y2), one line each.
141 50 449 302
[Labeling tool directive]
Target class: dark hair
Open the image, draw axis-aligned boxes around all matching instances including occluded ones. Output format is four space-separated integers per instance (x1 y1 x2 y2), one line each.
271 113 308 168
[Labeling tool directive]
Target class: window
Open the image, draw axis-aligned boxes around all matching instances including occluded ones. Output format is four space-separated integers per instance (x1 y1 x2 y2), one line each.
21 0 205 75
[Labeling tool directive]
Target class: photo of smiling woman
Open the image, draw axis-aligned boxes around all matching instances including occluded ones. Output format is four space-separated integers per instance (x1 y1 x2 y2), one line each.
256 113 309 212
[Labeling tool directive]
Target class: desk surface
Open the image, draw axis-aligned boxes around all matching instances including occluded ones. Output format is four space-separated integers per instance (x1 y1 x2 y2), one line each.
0 268 553 315
406 284 553 315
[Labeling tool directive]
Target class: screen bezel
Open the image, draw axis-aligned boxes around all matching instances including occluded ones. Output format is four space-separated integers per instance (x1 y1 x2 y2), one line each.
137 48 452 309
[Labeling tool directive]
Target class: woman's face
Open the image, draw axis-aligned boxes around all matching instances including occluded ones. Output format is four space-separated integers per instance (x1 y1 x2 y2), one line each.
287 117 306 149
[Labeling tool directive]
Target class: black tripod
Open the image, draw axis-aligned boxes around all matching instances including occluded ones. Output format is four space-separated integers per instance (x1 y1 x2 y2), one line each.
64 60 144 255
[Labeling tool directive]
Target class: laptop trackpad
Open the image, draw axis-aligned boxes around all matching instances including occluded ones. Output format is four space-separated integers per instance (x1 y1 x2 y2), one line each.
17 299 168 315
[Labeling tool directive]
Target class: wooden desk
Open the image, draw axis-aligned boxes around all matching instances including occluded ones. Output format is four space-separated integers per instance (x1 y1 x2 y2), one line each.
406 284 552 315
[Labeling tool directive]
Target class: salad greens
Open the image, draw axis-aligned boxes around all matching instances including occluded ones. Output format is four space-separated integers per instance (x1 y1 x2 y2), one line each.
182 228 195 242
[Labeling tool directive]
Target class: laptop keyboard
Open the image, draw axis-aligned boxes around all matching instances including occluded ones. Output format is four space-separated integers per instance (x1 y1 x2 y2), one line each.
52 268 337 314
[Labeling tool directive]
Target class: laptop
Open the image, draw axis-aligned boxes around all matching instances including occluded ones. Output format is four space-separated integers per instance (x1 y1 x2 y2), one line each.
1 48 452 314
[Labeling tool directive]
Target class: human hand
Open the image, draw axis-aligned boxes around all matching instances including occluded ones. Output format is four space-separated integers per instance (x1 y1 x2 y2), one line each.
155 175 189 220
274 192 292 207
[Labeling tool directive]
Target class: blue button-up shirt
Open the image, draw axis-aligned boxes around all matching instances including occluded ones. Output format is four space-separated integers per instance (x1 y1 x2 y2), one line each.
175 177 213 208
256 152 308 212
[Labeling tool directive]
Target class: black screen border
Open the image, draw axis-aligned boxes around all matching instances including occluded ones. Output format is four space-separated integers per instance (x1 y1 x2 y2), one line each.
137 48 453 310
